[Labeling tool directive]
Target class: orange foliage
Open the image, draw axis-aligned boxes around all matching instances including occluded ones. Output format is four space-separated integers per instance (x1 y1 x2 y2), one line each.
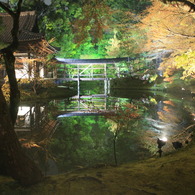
21 142 41 149
163 105 172 112
105 103 140 124
140 0 195 52
163 77 174 83
157 110 181 123
163 100 175 106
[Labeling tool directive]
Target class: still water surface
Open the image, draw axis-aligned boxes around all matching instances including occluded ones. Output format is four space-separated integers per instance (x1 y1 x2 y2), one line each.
16 86 195 175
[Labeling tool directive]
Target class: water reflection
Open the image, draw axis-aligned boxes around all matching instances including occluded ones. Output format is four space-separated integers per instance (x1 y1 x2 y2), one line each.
15 89 194 175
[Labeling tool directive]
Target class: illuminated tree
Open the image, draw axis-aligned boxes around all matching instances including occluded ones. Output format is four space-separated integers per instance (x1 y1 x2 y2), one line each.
140 0 195 80
106 10 147 57
141 1 195 52
160 50 195 79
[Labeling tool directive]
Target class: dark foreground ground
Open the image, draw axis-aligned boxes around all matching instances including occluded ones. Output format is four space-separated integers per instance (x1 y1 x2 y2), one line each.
0 139 195 195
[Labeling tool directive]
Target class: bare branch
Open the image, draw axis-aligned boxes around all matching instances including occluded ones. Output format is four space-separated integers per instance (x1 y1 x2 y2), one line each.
0 0 23 52
164 24 195 37
0 2 14 16
161 0 195 12
0 0 23 16
16 0 23 15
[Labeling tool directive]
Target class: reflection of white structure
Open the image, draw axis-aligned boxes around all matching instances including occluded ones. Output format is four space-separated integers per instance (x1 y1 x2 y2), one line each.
15 106 44 131
17 106 32 128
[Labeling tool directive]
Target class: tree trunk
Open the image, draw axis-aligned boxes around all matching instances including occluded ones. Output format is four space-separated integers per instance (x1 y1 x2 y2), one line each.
3 49 20 123
0 0 44 185
113 133 118 166
0 89 43 186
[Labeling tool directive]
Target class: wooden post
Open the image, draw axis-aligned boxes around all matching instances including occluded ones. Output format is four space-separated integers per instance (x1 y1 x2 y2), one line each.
92 64 93 79
63 64 66 78
77 64 80 97
104 63 107 79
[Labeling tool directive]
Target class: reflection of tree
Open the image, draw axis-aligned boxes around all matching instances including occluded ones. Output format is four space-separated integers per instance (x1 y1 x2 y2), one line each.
49 116 113 172
105 103 141 165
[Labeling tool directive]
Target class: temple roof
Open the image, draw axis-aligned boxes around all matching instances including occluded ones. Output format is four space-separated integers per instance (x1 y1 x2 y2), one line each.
0 11 57 54
0 11 43 43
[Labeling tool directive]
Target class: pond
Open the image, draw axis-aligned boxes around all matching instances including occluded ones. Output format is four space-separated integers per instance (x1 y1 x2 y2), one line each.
15 82 195 176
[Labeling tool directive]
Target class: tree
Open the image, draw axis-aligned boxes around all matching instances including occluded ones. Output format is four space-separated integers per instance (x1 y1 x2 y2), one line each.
107 0 151 13
140 0 195 80
73 0 113 45
0 0 43 186
108 11 147 57
105 0 150 57
141 1 195 52
24 39 57 94
50 116 113 172
0 1 21 123
160 50 195 79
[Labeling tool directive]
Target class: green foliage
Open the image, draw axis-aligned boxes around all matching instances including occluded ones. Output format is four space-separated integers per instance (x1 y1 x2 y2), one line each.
0 0 152 70
21 0 47 12
50 116 113 171
39 1 70 43
107 0 151 13
35 0 150 58
106 7 147 57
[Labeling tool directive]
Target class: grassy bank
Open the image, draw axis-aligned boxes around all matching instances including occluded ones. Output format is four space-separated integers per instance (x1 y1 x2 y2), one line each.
0 139 195 194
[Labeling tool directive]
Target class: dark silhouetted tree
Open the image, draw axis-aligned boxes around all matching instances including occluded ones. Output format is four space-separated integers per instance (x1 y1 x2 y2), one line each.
0 0 43 186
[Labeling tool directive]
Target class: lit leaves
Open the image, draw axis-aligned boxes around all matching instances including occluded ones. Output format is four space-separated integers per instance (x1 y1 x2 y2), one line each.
174 50 195 79
141 1 195 52
160 50 195 79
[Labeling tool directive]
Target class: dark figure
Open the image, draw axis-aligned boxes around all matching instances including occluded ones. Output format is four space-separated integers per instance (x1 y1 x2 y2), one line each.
157 148 163 157
172 141 183 149
157 138 166 157
157 138 166 148
191 92 195 99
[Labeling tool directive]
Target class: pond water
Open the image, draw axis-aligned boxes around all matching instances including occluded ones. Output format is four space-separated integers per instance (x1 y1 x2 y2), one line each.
15 82 195 176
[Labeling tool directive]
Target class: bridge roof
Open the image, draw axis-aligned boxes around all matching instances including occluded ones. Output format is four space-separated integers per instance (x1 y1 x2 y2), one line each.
56 57 136 64
57 111 115 118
